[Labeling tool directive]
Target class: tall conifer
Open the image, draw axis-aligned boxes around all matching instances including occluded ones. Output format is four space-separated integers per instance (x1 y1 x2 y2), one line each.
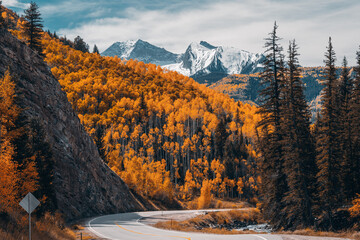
23 2 43 54
350 48 360 195
93 44 100 54
281 40 316 229
257 22 287 228
74 36 89 53
315 37 341 229
337 57 354 201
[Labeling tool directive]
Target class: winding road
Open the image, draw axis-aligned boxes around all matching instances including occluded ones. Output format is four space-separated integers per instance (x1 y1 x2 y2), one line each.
87 210 283 240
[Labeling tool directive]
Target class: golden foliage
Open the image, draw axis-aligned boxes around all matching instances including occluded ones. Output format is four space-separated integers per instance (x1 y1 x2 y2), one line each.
38 32 261 200
349 194 360 218
198 179 212 209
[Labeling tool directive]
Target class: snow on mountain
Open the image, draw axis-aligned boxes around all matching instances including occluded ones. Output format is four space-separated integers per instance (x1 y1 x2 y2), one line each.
102 40 137 58
102 40 264 84
101 39 181 66
163 41 264 83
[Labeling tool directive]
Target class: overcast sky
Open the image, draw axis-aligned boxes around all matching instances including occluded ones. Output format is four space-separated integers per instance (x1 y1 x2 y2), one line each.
4 0 360 66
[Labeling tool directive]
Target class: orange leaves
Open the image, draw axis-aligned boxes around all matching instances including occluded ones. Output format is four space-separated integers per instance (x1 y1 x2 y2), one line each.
198 179 212 209
0 136 18 211
349 194 360 218
120 155 172 199
37 31 261 202
0 71 39 212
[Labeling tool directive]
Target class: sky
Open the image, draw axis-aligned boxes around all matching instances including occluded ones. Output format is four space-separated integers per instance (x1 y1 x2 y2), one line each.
3 0 360 66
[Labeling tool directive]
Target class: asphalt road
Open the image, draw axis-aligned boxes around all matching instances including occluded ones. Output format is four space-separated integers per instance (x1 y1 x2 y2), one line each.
87 209 283 240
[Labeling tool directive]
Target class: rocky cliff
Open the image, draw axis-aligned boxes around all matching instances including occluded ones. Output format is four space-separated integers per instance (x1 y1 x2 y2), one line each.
0 29 147 221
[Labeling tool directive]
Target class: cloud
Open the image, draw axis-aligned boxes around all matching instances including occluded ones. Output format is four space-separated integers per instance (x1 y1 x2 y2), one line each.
58 0 360 66
3 0 29 9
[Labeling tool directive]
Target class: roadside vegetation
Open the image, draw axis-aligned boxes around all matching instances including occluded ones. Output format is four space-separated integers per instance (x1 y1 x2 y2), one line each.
0 212 75 240
154 209 263 234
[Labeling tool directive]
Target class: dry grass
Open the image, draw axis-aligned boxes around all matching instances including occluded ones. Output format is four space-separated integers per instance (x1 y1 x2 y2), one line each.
0 211 76 240
154 208 263 234
182 197 251 210
71 224 96 240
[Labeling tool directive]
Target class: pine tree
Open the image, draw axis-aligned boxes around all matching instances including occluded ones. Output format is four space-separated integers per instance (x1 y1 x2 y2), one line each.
350 47 360 196
23 2 43 54
93 44 100 54
281 40 316 229
74 36 89 53
337 57 355 201
0 0 4 28
28 119 57 215
214 115 227 159
257 22 288 228
315 37 341 230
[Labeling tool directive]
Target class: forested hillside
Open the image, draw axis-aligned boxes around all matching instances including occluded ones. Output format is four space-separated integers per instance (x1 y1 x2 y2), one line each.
36 32 261 204
209 67 353 113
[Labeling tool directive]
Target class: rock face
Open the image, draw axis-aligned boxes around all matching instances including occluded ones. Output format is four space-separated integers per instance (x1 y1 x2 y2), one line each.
102 39 181 66
0 29 147 221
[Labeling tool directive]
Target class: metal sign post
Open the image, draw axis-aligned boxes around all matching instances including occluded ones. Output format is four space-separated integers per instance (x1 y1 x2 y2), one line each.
19 193 40 240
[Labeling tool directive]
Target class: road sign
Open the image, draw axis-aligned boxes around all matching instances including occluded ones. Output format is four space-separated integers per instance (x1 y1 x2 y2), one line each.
19 192 40 240
19 193 40 214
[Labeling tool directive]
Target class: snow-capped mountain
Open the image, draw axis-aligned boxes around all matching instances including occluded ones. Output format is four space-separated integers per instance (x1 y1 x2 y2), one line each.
102 40 264 84
164 41 264 83
102 39 181 66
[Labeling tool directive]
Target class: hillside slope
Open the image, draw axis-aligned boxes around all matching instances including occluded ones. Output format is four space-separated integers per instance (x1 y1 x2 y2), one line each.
0 29 147 221
209 68 342 119
41 33 261 203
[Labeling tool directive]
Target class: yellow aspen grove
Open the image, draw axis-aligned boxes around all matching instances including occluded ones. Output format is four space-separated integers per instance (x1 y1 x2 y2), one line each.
34 32 261 203
198 179 212 209
237 178 244 200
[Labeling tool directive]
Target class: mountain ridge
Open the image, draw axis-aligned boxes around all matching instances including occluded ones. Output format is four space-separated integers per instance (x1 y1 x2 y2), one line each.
102 39 181 66
102 40 264 83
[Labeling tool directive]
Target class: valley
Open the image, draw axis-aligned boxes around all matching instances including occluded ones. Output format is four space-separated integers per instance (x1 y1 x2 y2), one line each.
0 1 360 240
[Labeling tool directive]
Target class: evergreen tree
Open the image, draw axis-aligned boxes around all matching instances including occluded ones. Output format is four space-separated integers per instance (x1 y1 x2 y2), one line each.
214 115 227 159
0 0 4 28
257 22 288 228
23 2 43 54
281 40 316 229
337 57 355 201
315 37 341 230
74 36 89 53
93 44 100 54
350 47 360 195
28 119 57 215
60 36 73 47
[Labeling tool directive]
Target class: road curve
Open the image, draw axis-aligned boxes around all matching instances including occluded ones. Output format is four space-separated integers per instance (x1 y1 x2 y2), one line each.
87 210 283 240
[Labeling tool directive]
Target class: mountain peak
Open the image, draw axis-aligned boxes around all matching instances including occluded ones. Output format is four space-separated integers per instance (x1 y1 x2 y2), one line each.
165 42 264 83
200 41 217 49
102 39 181 66
103 39 263 84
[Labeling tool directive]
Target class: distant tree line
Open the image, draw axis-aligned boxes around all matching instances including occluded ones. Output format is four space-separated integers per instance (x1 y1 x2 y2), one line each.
257 22 360 230
1 1 98 55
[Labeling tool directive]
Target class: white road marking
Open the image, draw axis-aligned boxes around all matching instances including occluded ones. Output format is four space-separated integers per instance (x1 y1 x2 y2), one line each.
87 216 112 240
253 235 268 240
